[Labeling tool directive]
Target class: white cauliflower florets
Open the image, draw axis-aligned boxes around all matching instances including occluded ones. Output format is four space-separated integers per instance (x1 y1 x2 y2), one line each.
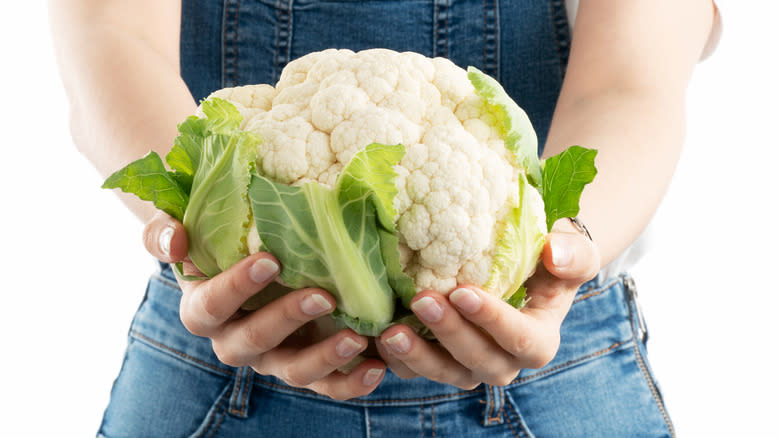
207 49 529 295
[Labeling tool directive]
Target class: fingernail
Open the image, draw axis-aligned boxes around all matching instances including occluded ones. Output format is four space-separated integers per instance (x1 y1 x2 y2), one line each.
385 332 410 354
249 258 279 284
411 296 443 323
159 226 174 258
300 293 332 316
450 288 482 314
363 368 384 386
551 238 573 268
336 337 364 358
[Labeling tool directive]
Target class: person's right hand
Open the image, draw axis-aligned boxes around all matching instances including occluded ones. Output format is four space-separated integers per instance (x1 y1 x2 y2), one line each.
143 212 386 400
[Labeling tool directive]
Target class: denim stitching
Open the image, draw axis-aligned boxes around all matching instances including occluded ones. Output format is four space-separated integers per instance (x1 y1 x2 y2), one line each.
233 0 240 87
572 278 620 304
364 406 372 437
241 370 254 414
431 404 436 437
501 407 521 438
433 1 449 58
250 341 631 403
506 403 530 438
193 385 228 438
481 0 500 79
419 405 424 438
549 0 571 78
509 340 631 386
130 330 235 377
221 0 240 88
631 342 675 436
627 287 676 436
152 273 182 292
253 379 482 404
229 368 243 415
274 0 292 81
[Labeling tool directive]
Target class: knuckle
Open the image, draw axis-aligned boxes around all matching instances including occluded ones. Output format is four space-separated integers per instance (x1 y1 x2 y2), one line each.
241 321 274 353
198 289 224 324
459 350 489 371
179 303 209 337
281 368 309 388
280 296 309 325
212 342 245 367
508 335 534 358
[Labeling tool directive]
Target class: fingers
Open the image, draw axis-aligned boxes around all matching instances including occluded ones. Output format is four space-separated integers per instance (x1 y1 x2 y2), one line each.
143 211 188 262
179 253 282 336
210 287 336 364
306 359 386 401
251 329 367 385
448 287 560 369
379 291 528 388
248 329 385 401
379 324 481 389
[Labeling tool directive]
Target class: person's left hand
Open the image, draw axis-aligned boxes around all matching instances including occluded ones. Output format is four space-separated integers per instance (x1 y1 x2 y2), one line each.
376 222 600 389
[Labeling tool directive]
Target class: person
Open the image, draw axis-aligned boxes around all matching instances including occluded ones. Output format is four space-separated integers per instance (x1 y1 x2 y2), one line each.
50 0 718 436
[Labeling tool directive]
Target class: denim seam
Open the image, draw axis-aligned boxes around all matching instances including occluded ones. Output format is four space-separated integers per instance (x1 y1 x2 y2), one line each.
431 404 436 437
631 342 674 436
130 330 235 377
482 0 500 79
153 273 183 293
627 292 676 436
364 406 372 437
229 370 243 415
573 277 620 304
228 367 253 417
253 379 482 405
550 0 571 78
500 406 521 438
274 0 292 81
508 339 631 386
433 0 449 58
241 369 254 414
508 404 530 438
191 383 229 438
221 0 240 88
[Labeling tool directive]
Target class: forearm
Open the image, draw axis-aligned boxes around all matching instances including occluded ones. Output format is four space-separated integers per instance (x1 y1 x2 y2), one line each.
544 90 686 266
50 0 196 222
545 0 716 267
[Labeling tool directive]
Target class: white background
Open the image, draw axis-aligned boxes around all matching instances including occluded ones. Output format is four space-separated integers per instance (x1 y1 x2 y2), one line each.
1 1 777 436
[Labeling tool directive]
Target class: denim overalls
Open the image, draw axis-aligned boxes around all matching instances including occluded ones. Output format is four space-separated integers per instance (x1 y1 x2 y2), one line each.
98 1 674 436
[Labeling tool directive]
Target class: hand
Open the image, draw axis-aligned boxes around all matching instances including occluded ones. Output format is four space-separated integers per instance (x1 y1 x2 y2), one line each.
143 212 386 400
376 221 600 389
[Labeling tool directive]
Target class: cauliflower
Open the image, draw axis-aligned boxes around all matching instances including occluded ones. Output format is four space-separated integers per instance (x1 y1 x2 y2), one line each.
103 49 597 336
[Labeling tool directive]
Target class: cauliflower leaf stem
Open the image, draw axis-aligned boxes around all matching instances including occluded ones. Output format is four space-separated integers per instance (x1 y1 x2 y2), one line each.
248 143 409 335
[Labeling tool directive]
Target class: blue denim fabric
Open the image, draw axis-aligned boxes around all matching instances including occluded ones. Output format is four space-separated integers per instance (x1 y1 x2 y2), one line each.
98 1 674 436
98 265 672 437
180 0 570 155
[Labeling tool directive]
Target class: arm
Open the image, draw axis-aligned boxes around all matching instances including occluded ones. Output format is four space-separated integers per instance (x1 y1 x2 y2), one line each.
546 0 717 266
49 0 196 222
51 0 385 399
378 0 717 387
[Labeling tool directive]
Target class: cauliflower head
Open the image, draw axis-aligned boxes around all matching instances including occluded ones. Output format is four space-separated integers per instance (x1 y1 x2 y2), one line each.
206 48 545 296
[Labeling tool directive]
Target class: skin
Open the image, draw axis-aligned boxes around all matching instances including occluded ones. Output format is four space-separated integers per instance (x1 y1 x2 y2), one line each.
50 0 716 398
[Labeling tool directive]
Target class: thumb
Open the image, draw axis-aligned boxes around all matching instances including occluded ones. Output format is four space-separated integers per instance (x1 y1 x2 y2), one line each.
542 230 601 286
143 211 189 263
